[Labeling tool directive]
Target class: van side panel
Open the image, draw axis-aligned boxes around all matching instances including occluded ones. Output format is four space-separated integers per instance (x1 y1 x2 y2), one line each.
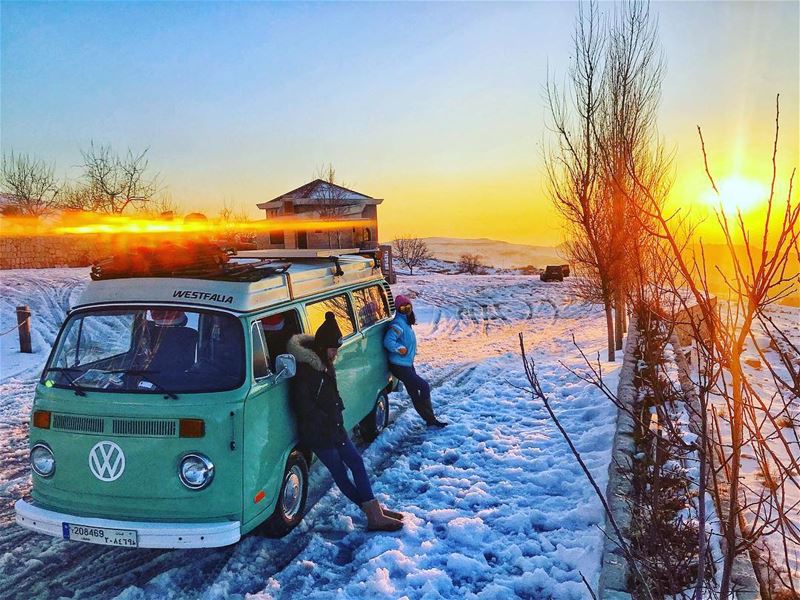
359 320 392 406
241 378 297 529
337 331 373 430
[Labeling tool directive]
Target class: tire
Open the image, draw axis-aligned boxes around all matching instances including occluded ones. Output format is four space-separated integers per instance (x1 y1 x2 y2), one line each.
255 450 308 538
360 392 390 443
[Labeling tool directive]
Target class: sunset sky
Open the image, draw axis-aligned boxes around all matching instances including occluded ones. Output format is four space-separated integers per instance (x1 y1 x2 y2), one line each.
2 1 798 247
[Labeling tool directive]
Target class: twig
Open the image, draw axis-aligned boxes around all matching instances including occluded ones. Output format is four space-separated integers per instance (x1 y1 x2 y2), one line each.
580 570 598 600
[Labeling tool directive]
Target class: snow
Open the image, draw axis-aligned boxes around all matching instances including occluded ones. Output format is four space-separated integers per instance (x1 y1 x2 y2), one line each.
0 269 620 599
0 268 87 381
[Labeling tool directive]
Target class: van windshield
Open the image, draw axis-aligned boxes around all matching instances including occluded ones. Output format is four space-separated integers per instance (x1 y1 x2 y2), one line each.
44 307 245 394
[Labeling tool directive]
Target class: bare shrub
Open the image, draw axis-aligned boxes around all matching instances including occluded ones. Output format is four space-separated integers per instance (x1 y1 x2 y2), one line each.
393 236 432 275
458 253 486 274
638 95 800 598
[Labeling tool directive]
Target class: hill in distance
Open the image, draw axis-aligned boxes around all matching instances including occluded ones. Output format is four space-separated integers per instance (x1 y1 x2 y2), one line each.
421 237 564 269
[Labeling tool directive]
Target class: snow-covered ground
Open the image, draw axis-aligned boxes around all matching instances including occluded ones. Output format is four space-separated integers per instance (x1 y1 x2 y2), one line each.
0 269 620 600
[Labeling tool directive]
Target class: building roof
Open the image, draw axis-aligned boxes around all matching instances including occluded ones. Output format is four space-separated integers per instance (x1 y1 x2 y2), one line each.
257 179 383 210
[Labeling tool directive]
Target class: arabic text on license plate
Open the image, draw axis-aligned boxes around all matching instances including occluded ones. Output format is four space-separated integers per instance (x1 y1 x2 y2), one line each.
63 523 138 547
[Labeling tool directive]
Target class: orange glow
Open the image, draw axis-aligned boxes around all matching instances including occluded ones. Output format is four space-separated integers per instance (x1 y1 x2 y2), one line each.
701 176 768 215
0 213 374 238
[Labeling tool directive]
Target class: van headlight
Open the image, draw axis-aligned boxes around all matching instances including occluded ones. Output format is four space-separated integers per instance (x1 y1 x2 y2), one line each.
31 444 55 477
178 454 214 490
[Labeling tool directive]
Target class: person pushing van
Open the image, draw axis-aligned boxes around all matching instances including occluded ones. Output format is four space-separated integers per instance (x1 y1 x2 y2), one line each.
384 295 447 428
288 312 404 532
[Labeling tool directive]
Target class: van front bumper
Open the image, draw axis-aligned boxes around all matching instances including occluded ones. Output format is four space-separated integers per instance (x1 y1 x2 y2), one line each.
15 499 241 549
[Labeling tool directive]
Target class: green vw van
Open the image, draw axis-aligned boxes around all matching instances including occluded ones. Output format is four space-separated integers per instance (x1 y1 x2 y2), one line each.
15 249 397 548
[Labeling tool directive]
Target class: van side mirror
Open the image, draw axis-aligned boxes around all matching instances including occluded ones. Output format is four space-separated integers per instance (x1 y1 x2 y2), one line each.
274 354 296 383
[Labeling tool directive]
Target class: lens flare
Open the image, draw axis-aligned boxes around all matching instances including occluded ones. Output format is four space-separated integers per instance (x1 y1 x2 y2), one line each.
0 212 374 238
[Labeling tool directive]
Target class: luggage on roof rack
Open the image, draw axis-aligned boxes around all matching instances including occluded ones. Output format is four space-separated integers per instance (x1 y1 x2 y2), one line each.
91 242 291 282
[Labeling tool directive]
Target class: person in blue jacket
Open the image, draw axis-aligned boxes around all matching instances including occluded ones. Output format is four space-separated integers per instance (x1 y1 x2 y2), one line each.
384 295 447 428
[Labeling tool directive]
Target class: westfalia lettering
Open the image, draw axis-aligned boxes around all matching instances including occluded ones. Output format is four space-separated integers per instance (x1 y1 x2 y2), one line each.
172 290 234 304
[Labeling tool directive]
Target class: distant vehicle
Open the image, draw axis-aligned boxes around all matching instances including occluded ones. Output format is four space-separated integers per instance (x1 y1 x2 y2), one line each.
15 246 397 548
560 264 570 277
540 265 564 282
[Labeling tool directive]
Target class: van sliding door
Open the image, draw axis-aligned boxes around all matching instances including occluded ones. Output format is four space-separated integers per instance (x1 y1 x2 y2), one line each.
305 295 369 430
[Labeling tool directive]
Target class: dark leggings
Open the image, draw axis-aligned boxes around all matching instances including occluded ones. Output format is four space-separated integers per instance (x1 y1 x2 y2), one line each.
313 437 375 506
389 364 437 424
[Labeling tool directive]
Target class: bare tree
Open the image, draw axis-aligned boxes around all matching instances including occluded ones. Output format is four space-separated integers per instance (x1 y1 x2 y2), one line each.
458 253 486 275
546 0 668 361
75 142 159 213
598 1 667 350
545 1 618 360
315 164 358 248
393 235 432 275
0 152 62 215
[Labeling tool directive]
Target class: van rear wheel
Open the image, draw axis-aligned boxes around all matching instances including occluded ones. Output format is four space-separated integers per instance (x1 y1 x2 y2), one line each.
360 392 390 442
256 450 308 538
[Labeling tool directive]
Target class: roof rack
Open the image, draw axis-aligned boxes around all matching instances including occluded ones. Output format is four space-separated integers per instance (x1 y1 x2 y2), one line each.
233 248 378 277
90 242 292 282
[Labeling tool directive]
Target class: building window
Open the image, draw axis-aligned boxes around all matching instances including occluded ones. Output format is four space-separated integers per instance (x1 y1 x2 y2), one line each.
269 230 285 245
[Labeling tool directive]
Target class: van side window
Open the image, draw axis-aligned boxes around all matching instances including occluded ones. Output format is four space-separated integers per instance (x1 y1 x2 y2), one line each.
353 285 390 328
251 322 270 379
257 310 301 369
306 294 355 338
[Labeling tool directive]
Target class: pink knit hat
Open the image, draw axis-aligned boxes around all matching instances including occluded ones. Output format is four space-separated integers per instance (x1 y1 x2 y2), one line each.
394 294 412 308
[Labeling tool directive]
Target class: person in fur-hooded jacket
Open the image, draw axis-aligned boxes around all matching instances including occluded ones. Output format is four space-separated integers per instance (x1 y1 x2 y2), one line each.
288 311 404 532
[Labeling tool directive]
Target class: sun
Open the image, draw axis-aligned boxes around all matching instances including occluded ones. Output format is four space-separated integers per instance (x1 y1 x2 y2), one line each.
701 175 768 215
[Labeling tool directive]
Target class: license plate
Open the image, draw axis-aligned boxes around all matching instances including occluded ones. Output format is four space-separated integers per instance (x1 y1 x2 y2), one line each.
62 522 138 547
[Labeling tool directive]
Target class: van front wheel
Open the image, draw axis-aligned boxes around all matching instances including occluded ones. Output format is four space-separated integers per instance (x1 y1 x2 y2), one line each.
256 450 308 538
360 392 390 442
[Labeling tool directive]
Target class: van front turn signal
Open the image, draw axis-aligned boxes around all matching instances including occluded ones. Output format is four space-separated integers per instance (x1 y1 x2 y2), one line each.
179 419 205 438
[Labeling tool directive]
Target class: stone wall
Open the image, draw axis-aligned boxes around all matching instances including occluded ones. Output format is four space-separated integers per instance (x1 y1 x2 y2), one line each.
0 236 115 269
598 315 639 600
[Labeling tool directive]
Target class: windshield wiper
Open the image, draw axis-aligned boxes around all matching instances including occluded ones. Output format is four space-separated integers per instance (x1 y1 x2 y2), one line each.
44 367 88 397
102 369 178 399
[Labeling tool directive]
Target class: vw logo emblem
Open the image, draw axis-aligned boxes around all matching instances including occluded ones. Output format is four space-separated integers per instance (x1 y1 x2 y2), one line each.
88 441 126 482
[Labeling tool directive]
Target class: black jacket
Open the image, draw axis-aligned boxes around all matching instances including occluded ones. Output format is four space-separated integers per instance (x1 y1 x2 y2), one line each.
288 334 348 449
